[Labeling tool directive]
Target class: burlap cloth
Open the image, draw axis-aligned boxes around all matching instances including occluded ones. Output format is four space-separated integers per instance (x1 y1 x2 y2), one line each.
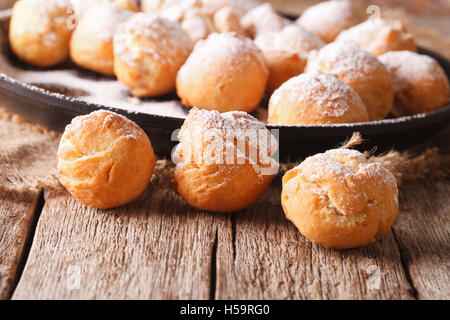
0 5 449 201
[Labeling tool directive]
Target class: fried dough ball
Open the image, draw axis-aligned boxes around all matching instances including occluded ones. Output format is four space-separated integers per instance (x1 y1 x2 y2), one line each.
176 32 268 113
254 25 323 94
282 149 399 249
379 51 450 115
70 3 132 75
335 18 416 56
268 72 369 125
181 9 216 43
306 42 394 120
254 25 325 60
213 6 245 36
9 0 73 67
113 13 193 97
57 110 156 209
240 3 290 39
297 0 364 43
263 51 306 95
173 108 279 213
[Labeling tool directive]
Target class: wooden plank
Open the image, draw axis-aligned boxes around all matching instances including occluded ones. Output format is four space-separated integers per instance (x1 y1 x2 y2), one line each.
12 183 219 300
215 179 415 300
393 181 450 300
0 190 40 300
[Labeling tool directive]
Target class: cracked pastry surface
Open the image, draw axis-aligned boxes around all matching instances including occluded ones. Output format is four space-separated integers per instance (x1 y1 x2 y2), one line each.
9 0 73 67
173 108 279 213
58 110 156 209
282 149 399 249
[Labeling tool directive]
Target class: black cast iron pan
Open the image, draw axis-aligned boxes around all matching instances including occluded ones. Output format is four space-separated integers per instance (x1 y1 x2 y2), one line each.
0 9 449 161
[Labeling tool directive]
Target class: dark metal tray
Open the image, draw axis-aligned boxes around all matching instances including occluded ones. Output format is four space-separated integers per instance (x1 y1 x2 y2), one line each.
0 10 449 160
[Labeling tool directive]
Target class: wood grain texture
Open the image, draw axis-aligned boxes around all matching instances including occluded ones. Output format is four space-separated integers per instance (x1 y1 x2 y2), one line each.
393 182 450 300
12 184 219 300
215 180 415 300
0 190 40 299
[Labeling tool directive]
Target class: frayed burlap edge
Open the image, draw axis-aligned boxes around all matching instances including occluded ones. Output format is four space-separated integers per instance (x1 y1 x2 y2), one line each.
280 132 450 186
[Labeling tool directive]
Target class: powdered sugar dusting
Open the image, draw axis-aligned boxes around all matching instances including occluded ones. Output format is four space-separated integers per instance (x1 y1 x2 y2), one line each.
178 32 267 84
272 72 365 118
297 0 363 40
75 2 132 41
379 50 449 90
306 42 383 82
113 13 193 67
176 108 278 176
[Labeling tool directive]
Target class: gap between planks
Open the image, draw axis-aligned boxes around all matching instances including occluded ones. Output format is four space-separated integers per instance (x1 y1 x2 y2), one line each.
9 180 450 300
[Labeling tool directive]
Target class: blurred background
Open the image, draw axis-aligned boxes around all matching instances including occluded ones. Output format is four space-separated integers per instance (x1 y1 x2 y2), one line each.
0 0 449 58
269 0 450 58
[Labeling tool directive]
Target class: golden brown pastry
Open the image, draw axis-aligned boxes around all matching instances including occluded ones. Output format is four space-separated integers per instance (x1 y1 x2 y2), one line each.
213 6 245 35
267 24 325 59
262 51 306 95
9 0 73 67
176 32 268 113
335 18 416 56
113 13 194 97
57 110 156 209
306 42 394 120
282 149 399 249
173 108 279 213
379 51 450 115
268 72 369 125
70 3 132 75
240 3 290 39
296 0 364 43
254 25 323 94
181 9 216 43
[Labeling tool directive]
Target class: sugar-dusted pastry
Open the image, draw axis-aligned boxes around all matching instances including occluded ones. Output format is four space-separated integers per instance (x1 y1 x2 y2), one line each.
113 13 193 97
70 3 132 75
181 9 216 43
262 51 306 95
213 6 245 35
306 42 394 120
379 51 450 116
173 108 279 213
268 72 369 125
254 25 323 94
9 0 73 67
240 3 290 39
270 24 325 59
176 32 268 113
57 110 156 209
282 149 399 249
297 0 364 43
335 18 416 56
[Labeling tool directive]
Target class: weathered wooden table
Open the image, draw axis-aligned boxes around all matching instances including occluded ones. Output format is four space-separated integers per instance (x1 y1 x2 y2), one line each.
0 0 449 301
0 107 448 300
